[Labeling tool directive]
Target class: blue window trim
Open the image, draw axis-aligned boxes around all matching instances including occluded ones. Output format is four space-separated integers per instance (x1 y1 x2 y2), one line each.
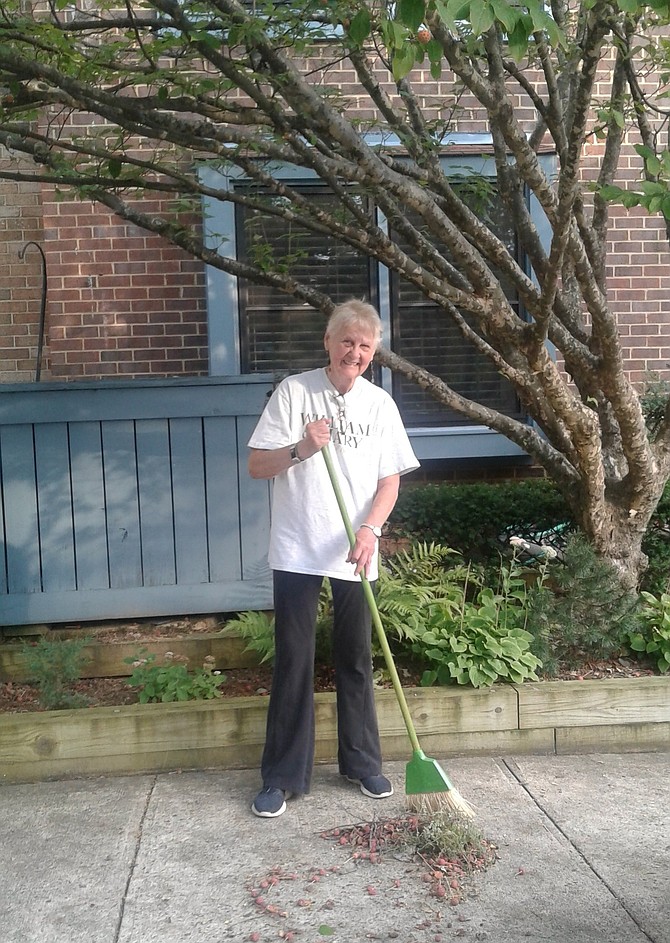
199 144 555 462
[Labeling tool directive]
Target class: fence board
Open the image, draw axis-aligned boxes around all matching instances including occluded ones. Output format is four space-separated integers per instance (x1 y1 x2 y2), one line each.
204 416 242 582
136 419 176 588
101 421 143 590
1 425 41 594
69 422 109 591
0 431 6 596
238 415 273 584
170 417 210 585
34 424 77 592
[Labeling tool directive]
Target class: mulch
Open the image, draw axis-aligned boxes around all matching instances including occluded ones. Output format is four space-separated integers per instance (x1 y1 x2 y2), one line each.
0 657 657 715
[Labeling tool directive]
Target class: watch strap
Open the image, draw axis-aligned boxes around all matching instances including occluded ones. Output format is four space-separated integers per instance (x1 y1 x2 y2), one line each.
360 523 382 538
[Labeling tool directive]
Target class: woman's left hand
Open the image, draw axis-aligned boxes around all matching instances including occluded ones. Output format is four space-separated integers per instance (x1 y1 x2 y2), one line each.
347 527 378 577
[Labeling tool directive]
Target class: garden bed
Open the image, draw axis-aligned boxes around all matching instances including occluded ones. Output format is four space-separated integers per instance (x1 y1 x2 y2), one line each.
1 617 668 785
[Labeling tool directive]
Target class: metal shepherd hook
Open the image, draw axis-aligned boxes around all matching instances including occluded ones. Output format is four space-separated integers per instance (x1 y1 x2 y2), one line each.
18 241 48 381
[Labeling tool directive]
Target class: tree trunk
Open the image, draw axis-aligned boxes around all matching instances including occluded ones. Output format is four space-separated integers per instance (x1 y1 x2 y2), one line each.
572 482 665 592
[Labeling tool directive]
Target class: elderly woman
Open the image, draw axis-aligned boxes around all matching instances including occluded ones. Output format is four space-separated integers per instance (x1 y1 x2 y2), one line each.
247 299 419 817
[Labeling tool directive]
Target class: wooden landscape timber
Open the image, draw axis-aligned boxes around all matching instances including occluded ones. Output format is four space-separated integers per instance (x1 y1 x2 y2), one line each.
0 629 261 683
1 677 669 785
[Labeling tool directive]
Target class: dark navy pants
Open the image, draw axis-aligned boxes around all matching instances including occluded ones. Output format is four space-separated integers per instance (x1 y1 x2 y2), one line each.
260 570 383 795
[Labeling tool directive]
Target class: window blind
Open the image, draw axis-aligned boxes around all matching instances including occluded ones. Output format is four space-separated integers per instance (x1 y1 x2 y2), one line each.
236 186 375 374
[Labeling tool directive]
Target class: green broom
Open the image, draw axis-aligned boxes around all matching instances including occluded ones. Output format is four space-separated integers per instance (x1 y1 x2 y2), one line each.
322 445 474 818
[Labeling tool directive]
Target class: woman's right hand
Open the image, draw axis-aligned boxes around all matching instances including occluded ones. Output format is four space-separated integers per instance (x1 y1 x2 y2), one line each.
300 418 332 459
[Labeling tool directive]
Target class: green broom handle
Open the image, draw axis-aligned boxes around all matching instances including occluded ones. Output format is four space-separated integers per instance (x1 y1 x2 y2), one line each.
321 445 422 754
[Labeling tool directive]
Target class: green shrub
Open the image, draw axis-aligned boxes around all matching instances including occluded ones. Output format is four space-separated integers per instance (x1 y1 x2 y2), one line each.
226 610 275 664
628 592 670 672
642 481 670 595
524 535 641 675
20 634 92 710
389 479 573 563
375 542 469 645
127 652 225 703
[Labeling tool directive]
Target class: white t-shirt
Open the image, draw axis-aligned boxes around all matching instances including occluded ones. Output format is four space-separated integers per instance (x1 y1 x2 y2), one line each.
248 368 419 581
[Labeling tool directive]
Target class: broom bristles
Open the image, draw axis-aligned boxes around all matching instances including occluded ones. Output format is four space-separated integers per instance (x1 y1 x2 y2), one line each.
405 752 475 819
406 788 476 819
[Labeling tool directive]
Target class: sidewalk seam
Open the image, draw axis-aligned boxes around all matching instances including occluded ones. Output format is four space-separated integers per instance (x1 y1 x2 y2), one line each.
113 774 158 943
500 758 659 943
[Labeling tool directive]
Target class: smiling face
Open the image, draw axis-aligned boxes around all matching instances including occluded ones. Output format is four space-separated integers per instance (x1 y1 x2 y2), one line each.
324 320 377 394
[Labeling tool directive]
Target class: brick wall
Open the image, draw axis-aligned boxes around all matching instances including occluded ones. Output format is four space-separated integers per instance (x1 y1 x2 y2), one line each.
40 195 208 381
605 205 670 385
0 149 45 383
578 126 670 388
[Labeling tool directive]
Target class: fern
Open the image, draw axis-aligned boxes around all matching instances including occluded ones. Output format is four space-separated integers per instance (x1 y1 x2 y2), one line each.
227 585 333 665
225 610 275 663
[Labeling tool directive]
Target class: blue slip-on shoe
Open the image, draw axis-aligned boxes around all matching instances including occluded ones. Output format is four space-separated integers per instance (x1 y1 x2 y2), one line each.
347 774 394 799
251 786 290 818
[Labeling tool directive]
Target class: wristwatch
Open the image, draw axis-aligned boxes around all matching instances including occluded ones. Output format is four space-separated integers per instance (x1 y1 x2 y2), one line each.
360 523 382 538
290 443 304 464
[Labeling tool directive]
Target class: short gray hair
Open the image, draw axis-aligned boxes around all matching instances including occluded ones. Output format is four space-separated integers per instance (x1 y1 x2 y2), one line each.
325 299 382 349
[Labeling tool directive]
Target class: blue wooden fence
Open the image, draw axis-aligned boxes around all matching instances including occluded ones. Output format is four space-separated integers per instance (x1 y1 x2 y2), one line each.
0 377 274 626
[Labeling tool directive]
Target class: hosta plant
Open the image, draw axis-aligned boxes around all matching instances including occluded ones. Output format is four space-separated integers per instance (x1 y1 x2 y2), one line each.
409 590 542 689
628 592 670 673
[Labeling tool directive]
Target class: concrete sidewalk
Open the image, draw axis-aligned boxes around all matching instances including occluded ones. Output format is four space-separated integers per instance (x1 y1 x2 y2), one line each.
0 753 667 943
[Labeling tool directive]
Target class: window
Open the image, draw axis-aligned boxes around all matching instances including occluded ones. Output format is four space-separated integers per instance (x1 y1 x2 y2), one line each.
233 179 523 428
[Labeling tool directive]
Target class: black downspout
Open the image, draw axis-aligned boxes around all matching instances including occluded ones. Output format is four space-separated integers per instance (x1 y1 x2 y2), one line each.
18 241 48 382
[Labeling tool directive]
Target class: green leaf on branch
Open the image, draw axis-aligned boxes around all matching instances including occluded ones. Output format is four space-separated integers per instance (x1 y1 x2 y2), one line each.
644 154 662 176
507 17 530 61
611 109 625 129
490 0 520 33
440 0 471 30
639 180 666 196
381 16 407 50
392 45 417 80
469 0 495 35
426 37 443 61
528 5 563 46
634 143 655 160
399 0 426 31
621 191 641 208
347 8 371 44
599 184 626 201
